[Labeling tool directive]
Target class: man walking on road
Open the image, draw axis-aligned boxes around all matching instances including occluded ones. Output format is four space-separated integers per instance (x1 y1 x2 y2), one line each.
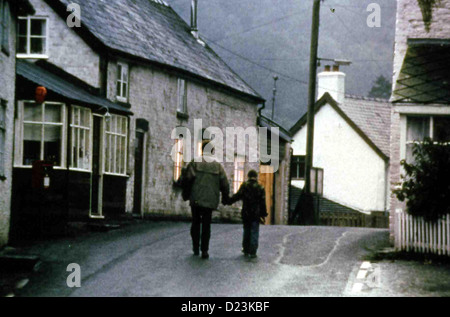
178 140 230 259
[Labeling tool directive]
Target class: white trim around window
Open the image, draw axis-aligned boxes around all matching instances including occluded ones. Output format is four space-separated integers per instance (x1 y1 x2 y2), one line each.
16 16 49 59
14 101 66 168
70 106 93 172
104 114 128 176
177 78 187 114
116 62 129 103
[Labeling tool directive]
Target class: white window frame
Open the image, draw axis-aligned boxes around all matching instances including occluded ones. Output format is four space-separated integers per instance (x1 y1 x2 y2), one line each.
173 138 184 181
233 155 245 194
116 62 129 103
70 106 93 172
177 78 187 114
14 101 66 169
16 16 49 59
104 114 128 176
0 100 6 177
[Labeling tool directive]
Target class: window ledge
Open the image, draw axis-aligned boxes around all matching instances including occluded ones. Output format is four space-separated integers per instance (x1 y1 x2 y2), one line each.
177 111 189 120
116 96 128 104
16 54 49 59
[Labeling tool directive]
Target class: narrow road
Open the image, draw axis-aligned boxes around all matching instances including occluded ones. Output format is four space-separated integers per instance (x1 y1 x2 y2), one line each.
15 222 389 297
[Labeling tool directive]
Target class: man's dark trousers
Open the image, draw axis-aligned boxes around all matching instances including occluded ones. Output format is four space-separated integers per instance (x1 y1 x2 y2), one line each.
191 206 213 253
243 220 260 255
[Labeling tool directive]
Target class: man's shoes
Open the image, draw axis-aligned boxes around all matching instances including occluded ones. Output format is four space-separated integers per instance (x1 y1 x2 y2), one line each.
193 249 199 256
242 249 249 256
248 254 257 259
201 252 209 259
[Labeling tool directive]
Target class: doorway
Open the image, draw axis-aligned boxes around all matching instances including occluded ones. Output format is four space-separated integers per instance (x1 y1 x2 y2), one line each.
133 130 145 216
90 115 104 218
259 165 274 225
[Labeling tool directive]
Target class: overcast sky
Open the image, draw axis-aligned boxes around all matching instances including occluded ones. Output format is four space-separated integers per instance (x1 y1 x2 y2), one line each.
165 0 397 129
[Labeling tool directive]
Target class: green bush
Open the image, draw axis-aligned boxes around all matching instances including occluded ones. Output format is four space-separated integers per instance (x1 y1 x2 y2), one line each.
393 138 450 222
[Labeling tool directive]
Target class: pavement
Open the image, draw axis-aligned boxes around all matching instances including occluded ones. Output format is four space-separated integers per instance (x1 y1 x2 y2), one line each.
1 221 449 297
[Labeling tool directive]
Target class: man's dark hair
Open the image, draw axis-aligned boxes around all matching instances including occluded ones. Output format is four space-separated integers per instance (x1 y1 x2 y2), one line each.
248 170 258 179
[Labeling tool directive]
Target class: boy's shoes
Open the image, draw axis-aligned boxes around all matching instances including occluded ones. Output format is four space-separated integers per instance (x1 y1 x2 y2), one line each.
201 252 209 259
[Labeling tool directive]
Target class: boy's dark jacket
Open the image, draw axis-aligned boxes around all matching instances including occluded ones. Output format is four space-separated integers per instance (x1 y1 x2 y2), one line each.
229 178 268 222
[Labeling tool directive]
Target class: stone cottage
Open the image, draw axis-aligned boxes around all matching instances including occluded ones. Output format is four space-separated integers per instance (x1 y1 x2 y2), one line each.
9 0 265 239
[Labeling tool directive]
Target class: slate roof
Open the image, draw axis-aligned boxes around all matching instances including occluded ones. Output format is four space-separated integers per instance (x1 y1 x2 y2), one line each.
340 95 391 158
259 115 293 143
289 93 391 159
49 0 263 102
17 60 133 115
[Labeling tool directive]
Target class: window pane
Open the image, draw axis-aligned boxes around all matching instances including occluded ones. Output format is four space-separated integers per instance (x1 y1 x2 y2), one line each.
23 123 41 165
116 136 121 174
407 117 430 141
177 79 186 112
80 108 90 128
433 117 450 142
406 144 415 165
121 66 128 82
122 83 127 98
44 125 61 166
24 103 41 122
105 134 110 172
30 37 45 54
122 117 127 134
45 104 62 123
30 19 46 36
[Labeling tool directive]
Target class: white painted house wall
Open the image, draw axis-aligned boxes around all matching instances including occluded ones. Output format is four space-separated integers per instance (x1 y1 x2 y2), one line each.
291 103 387 213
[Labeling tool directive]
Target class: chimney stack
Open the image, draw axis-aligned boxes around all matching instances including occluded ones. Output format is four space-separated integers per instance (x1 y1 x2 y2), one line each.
191 0 198 39
317 64 346 104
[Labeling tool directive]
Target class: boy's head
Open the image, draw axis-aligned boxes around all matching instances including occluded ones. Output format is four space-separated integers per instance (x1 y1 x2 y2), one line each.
248 170 258 180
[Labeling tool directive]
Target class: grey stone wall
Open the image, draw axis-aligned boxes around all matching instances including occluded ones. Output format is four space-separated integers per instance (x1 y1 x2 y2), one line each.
106 60 260 222
0 6 17 247
28 0 101 88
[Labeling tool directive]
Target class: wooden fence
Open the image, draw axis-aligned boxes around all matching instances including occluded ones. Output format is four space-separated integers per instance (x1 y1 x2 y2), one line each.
395 212 450 256
319 211 388 228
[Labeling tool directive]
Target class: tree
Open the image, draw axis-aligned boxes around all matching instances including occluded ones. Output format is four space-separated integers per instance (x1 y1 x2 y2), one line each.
393 139 450 221
368 75 392 99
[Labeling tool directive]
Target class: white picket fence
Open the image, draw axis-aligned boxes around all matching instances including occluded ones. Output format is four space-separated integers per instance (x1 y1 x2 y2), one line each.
396 212 450 256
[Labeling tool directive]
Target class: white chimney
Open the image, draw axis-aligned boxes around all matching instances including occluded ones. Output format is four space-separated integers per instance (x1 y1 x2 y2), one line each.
317 65 346 104
191 0 198 39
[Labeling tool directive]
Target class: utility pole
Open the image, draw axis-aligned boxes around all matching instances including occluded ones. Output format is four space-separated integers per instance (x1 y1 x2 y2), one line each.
304 0 321 195
295 0 321 225
271 75 279 121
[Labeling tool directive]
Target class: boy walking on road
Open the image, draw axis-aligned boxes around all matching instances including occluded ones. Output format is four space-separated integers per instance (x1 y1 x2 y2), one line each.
227 170 267 258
